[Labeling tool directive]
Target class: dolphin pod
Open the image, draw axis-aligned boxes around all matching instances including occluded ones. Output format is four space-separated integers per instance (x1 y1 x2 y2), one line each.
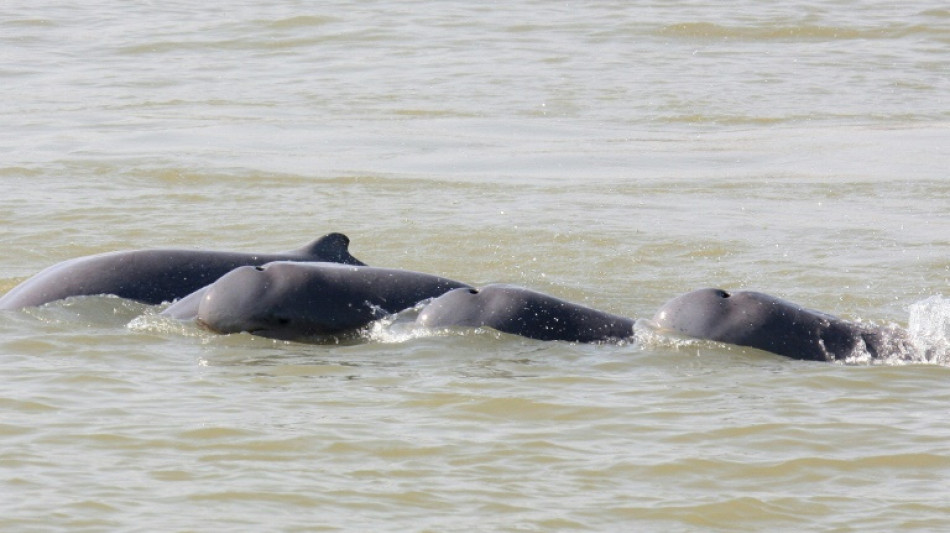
0 233 363 310
0 234 911 361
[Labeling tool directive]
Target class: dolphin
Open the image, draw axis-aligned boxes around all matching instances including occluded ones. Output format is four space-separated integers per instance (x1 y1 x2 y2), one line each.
0 232 363 310
162 261 470 341
652 288 911 361
417 284 637 343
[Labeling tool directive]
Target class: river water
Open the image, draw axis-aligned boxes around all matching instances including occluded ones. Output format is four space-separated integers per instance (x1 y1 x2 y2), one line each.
2 1 949 531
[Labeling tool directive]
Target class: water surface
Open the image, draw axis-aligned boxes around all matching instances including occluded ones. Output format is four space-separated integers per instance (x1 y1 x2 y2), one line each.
2 1 949 531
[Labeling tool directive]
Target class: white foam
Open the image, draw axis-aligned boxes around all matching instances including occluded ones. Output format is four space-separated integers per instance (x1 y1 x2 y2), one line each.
362 313 432 344
361 303 448 344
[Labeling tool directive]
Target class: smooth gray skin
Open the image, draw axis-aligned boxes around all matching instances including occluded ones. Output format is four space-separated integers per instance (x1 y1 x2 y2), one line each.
651 288 904 362
164 262 470 341
0 233 364 310
416 284 637 343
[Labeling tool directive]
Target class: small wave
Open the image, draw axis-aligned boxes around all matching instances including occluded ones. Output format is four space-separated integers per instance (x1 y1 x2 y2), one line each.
654 21 925 42
24 295 148 327
264 15 339 30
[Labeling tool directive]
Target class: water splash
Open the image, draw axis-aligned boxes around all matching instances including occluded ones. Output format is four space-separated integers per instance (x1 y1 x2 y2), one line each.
362 312 431 344
362 302 446 344
810 296 950 366
632 319 707 352
363 309 500 345
905 295 950 365
840 322 916 366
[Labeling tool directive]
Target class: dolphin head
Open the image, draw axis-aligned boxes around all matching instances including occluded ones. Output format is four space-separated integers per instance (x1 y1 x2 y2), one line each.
652 288 852 361
652 288 750 343
194 262 382 341
417 287 487 328
196 265 278 336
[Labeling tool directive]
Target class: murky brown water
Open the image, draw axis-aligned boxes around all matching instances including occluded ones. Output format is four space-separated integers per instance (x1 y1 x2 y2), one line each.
2 1 949 530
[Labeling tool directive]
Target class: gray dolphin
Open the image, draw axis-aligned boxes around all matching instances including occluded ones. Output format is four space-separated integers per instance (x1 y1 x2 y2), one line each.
416 284 637 343
651 288 909 361
162 261 470 341
0 233 364 310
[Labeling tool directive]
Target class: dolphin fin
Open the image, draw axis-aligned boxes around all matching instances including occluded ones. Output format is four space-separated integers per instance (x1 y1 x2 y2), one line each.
291 233 365 266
